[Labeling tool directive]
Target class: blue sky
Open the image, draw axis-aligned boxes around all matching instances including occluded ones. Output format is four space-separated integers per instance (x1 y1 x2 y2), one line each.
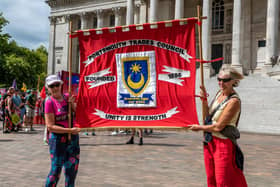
0 0 50 50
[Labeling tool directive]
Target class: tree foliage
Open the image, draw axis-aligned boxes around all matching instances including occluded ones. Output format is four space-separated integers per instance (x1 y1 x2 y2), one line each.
0 12 48 90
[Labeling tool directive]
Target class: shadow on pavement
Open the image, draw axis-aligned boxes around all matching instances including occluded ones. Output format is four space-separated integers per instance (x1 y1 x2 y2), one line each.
0 139 14 142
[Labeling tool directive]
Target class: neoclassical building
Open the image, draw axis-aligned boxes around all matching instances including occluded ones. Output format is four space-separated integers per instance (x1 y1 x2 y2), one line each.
46 0 280 78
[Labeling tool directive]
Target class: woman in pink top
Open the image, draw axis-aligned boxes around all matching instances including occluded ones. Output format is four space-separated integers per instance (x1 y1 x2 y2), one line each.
44 74 80 187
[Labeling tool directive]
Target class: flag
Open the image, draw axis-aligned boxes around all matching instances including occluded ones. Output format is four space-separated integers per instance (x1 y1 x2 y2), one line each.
75 18 199 129
61 70 80 96
40 86 46 99
12 79 17 89
21 83 27 92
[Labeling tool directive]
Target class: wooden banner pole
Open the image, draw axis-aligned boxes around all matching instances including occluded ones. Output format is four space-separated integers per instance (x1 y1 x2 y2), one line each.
197 5 206 124
68 21 73 140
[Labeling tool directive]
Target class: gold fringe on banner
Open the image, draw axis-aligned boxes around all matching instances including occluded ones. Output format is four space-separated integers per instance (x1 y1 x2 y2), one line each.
79 126 193 132
68 17 207 35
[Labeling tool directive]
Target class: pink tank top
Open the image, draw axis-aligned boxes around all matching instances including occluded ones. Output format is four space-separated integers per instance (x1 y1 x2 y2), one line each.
45 94 69 128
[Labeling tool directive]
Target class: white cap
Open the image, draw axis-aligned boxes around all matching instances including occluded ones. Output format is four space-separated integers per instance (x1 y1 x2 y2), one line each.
45 74 63 86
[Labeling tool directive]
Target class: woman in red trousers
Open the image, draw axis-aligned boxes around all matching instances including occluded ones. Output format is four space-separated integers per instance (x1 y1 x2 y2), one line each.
189 65 247 187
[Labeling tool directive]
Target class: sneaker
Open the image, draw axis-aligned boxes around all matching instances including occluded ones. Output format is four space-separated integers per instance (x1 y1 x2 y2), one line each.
83 132 89 136
91 132 96 136
111 131 118 136
30 128 35 131
25 128 29 132
119 130 127 134
3 130 10 133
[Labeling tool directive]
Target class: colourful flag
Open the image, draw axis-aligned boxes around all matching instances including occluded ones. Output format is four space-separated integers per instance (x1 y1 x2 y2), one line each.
21 83 27 92
12 79 17 89
75 18 199 129
40 86 46 99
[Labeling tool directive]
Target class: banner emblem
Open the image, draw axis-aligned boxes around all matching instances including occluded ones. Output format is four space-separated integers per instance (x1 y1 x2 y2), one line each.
123 57 149 96
116 51 157 108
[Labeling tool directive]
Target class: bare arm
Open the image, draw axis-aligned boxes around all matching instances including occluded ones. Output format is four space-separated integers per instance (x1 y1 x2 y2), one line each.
189 98 240 132
45 113 80 134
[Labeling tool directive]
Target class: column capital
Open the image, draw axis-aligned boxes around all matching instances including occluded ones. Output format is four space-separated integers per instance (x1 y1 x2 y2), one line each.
63 14 72 23
48 16 57 25
135 3 141 8
112 7 123 15
94 9 104 17
79 12 89 17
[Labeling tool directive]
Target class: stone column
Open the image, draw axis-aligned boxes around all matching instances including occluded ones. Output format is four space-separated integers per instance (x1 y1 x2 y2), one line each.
126 0 134 25
265 0 279 66
175 0 184 19
113 7 122 26
134 4 141 24
202 0 212 77
80 12 89 29
47 16 56 74
96 10 104 28
231 0 242 71
150 0 159 22
139 0 147 24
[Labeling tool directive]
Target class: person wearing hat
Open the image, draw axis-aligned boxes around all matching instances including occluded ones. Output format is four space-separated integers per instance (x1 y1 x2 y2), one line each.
24 88 37 131
44 74 80 187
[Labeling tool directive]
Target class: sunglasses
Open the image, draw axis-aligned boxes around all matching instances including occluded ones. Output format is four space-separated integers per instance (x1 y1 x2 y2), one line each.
49 83 60 88
217 77 232 83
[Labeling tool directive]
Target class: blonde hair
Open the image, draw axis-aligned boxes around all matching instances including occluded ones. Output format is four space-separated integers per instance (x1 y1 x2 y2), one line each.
218 64 244 87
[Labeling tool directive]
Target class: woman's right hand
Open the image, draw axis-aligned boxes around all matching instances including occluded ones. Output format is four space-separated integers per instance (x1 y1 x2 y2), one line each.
71 127 81 134
200 85 208 103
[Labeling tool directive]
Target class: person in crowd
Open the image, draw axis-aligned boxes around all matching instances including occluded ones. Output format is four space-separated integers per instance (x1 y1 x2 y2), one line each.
44 74 80 187
188 65 247 187
20 92 26 125
3 87 17 133
126 129 143 145
24 89 37 131
0 91 6 121
12 89 23 128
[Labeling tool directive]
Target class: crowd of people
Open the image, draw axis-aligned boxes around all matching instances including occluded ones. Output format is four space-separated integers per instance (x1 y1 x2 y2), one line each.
0 87 44 133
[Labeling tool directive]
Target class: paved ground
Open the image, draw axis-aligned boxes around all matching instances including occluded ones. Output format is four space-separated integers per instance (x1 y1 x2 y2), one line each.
0 124 280 187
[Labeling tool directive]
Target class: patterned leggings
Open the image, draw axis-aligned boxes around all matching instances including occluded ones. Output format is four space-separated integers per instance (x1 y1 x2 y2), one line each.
45 133 80 187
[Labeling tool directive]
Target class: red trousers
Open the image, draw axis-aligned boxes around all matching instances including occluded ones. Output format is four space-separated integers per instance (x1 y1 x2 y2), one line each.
204 136 247 187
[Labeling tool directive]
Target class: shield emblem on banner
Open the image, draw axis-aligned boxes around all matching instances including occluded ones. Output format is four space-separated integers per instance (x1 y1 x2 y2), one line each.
122 57 150 97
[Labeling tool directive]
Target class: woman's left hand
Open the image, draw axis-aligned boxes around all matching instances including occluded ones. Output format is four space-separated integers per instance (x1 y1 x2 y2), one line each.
188 125 203 131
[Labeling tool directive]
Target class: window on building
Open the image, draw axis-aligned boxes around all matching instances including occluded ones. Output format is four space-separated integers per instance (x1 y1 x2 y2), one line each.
78 19 81 30
212 0 224 31
93 17 97 28
258 40 266 47
225 9 233 33
110 14 115 27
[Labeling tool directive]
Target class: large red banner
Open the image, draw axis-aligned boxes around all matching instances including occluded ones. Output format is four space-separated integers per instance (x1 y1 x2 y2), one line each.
75 19 198 129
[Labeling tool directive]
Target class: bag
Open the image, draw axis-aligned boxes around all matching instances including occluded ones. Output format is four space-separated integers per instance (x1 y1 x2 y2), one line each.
235 144 244 171
203 116 213 144
11 113 20 125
